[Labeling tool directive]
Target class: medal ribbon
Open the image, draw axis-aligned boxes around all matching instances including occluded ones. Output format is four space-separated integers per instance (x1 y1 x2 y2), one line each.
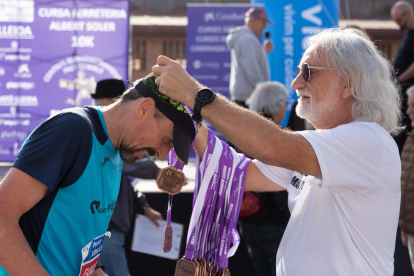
183 128 251 272
164 105 198 252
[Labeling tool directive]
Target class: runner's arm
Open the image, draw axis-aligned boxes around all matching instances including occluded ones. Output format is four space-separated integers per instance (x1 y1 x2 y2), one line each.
0 168 50 275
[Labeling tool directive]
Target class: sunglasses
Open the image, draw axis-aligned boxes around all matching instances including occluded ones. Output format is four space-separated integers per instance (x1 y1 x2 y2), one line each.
296 63 329 82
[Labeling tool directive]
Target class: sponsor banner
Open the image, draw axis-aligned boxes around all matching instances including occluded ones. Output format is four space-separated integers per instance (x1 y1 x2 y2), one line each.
252 0 339 126
0 0 130 161
186 4 259 100
186 4 259 148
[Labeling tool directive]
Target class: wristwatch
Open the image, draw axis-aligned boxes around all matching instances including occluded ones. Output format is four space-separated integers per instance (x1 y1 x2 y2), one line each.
192 88 216 121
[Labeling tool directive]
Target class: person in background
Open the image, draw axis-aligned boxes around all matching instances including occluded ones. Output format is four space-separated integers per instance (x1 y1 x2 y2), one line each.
400 85 414 272
238 82 290 276
92 79 163 276
226 7 273 108
391 1 414 153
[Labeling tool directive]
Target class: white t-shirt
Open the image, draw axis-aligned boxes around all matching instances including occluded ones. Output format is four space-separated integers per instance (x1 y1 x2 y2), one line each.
256 121 401 276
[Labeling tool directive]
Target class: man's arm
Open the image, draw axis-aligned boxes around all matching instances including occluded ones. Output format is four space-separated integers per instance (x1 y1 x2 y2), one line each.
153 56 321 178
193 123 286 192
398 61 414 83
0 168 49 275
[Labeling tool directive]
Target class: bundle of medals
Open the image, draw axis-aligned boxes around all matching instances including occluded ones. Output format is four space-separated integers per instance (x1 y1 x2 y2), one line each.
174 129 251 276
154 103 250 276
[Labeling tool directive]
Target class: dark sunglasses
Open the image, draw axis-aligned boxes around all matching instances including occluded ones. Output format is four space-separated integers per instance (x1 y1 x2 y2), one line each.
296 63 329 82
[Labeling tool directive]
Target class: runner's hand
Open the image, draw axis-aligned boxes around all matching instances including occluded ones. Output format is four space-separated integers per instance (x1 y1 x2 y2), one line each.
93 268 107 276
144 207 163 228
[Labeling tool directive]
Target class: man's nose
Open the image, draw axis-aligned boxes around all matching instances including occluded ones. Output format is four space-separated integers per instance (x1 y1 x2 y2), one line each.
158 144 174 160
291 73 306 90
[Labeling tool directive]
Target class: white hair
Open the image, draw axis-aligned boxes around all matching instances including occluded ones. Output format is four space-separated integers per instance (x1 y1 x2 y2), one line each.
308 28 402 135
246 81 288 114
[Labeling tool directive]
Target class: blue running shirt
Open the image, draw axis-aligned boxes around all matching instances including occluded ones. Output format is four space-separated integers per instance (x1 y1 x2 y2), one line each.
0 106 122 276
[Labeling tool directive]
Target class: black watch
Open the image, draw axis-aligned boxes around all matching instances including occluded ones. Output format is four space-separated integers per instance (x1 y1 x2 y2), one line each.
192 88 216 121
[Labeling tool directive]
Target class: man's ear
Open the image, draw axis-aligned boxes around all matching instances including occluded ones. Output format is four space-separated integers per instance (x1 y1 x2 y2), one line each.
342 81 354 99
136 97 156 119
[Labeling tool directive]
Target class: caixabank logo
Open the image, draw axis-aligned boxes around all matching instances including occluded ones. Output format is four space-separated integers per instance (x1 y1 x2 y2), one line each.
90 200 116 215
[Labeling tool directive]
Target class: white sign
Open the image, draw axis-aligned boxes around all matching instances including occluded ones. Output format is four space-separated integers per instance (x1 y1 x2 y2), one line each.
131 215 183 260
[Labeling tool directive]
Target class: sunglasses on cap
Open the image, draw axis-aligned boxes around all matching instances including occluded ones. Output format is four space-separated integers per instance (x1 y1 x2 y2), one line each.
296 63 330 82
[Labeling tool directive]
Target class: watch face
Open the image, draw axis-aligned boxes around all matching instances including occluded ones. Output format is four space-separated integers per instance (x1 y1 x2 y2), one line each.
198 89 213 101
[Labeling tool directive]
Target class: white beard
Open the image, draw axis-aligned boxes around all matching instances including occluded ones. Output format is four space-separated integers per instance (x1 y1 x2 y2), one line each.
296 82 341 124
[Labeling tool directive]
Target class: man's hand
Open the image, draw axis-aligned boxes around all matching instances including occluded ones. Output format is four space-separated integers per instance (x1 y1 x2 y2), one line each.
263 40 273 53
144 207 163 228
152 55 204 108
93 268 107 276
401 230 408 247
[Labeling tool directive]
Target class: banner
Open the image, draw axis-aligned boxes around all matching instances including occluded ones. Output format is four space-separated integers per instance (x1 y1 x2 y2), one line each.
252 0 339 126
186 4 261 145
0 0 130 161
186 4 266 100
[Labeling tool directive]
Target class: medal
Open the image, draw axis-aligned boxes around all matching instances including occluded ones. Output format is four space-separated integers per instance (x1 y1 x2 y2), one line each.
221 267 230 276
163 225 173 253
157 166 185 195
175 257 197 276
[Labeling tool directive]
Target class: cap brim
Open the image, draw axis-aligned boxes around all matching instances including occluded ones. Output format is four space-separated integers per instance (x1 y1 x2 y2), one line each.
266 19 273 25
173 124 192 165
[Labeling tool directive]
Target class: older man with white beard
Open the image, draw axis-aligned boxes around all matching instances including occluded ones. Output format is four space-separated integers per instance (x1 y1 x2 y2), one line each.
152 28 402 276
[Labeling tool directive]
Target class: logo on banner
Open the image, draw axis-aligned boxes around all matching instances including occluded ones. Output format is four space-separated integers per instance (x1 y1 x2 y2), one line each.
59 70 96 107
14 64 32 78
203 11 244 22
0 67 4 76
192 60 220 70
0 25 34 39
204 12 215 22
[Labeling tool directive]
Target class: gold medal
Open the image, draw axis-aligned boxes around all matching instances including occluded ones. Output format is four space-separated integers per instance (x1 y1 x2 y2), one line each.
156 166 185 195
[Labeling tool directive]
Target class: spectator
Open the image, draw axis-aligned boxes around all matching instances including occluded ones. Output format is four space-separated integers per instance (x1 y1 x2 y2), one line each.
239 82 290 276
400 85 414 272
391 1 414 152
226 7 273 108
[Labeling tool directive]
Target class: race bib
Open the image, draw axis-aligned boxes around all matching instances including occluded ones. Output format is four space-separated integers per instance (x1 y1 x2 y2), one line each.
79 232 111 276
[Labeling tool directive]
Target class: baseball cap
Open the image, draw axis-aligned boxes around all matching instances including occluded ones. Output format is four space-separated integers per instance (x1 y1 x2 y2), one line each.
92 79 125 99
246 7 273 25
134 73 201 165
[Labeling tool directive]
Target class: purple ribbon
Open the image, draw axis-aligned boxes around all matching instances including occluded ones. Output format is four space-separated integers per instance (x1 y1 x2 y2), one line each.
184 128 251 272
165 104 197 228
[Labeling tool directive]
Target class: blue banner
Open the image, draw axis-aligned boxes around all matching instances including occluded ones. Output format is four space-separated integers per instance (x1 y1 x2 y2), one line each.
0 0 130 161
252 0 339 126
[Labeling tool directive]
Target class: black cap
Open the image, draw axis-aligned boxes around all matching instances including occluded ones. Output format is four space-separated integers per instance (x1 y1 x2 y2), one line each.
135 74 201 165
92 79 125 99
